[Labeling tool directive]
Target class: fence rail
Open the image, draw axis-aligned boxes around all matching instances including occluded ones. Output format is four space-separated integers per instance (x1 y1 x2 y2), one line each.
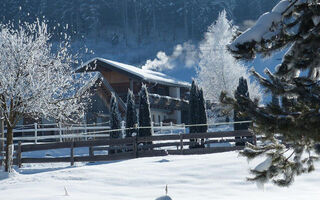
7 129 254 167
0 120 252 144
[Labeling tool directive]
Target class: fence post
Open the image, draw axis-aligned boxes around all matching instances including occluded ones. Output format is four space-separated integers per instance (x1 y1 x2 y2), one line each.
59 122 62 142
84 122 88 141
160 122 163 134
34 123 38 144
170 122 173 134
70 141 74 166
180 133 183 155
89 146 94 157
151 122 154 135
121 121 125 138
0 114 4 155
133 136 138 158
17 141 22 168
252 121 257 145
89 146 94 163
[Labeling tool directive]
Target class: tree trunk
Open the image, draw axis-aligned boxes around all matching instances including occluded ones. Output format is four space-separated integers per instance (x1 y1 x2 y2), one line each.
5 126 13 172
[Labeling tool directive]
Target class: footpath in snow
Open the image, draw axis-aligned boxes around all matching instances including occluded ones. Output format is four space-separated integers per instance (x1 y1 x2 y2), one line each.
0 151 319 200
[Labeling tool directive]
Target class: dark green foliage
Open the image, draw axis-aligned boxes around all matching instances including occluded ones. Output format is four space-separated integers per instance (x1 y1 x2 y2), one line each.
125 89 137 137
198 88 208 147
223 0 320 186
188 80 207 148
110 93 121 139
138 84 152 138
189 80 199 134
198 88 208 133
234 77 251 146
189 80 199 148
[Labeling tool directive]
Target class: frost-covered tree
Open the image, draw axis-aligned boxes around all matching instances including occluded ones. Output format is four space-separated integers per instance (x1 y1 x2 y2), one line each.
0 20 90 172
222 0 320 186
196 10 261 103
125 89 137 138
110 93 121 139
138 84 152 139
109 93 122 154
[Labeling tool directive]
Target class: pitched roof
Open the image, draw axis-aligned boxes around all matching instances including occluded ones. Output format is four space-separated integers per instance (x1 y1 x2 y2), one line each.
76 57 191 88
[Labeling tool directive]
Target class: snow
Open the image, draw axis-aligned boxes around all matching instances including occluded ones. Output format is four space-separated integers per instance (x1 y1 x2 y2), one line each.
196 10 262 102
312 16 320 26
254 157 272 172
1 151 320 200
155 195 172 200
230 0 290 50
79 57 191 88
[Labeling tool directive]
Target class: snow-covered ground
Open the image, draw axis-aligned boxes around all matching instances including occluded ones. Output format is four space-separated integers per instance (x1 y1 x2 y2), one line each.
0 151 319 200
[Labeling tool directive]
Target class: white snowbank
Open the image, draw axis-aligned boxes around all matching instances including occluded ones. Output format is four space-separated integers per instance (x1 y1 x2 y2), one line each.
0 151 319 200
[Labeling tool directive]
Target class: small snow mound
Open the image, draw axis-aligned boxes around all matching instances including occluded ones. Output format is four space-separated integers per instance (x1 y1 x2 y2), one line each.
0 168 18 180
155 195 172 200
156 159 170 163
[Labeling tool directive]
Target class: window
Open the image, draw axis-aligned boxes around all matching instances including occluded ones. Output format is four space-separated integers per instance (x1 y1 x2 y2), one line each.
158 115 161 123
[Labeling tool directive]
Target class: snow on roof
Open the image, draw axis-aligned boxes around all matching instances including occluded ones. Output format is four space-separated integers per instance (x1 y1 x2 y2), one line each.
78 57 191 88
230 0 291 51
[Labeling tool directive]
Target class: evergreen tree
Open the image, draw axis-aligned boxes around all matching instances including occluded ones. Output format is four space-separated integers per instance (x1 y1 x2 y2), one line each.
110 93 122 154
196 10 261 103
138 84 152 139
110 93 121 139
125 89 137 138
198 88 208 147
222 0 320 186
189 80 200 148
234 77 251 146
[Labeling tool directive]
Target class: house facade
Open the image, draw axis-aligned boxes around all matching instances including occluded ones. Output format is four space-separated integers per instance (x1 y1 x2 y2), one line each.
76 57 190 125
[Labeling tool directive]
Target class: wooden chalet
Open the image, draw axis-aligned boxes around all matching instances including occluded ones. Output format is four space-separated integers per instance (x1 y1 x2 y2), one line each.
76 57 191 124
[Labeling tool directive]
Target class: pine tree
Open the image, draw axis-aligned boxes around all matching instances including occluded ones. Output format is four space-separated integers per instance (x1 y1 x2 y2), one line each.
189 80 199 133
109 93 122 154
110 93 121 138
234 77 251 146
125 89 137 138
198 88 208 147
188 80 199 148
138 84 152 140
222 0 320 186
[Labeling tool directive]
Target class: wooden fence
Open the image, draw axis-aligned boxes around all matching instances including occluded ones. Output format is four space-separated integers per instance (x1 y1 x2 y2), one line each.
0 121 188 145
10 130 254 167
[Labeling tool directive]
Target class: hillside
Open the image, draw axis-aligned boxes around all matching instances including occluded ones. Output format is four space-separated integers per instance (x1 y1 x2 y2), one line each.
0 1 278 68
